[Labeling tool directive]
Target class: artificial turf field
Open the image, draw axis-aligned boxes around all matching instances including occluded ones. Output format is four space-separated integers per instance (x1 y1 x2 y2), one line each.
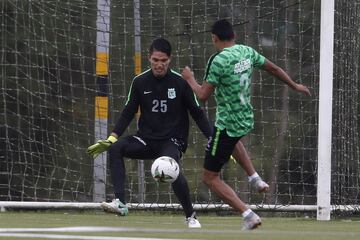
0 210 359 240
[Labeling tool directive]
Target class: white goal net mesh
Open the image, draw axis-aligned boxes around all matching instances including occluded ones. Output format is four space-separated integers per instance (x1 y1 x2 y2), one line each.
0 0 359 212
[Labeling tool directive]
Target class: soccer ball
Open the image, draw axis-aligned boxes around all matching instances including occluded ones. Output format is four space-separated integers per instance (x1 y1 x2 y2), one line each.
151 156 179 183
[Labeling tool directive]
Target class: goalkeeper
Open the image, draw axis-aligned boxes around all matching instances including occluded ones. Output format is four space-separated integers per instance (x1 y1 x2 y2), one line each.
181 19 311 230
88 38 211 228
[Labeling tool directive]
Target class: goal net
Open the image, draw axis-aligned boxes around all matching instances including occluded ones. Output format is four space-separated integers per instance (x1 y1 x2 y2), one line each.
0 0 359 214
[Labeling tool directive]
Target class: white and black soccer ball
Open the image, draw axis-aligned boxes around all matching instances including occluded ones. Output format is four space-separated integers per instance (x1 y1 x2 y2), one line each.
151 156 179 183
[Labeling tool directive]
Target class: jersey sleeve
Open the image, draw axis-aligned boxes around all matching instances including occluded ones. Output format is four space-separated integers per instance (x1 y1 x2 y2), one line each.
204 53 222 87
251 47 266 68
112 78 139 136
182 81 212 139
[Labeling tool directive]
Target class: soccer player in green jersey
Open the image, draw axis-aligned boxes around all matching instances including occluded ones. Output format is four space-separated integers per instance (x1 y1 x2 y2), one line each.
182 19 311 230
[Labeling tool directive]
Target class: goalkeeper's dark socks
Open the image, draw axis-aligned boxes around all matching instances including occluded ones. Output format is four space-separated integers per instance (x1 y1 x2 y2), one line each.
172 173 194 218
114 192 126 204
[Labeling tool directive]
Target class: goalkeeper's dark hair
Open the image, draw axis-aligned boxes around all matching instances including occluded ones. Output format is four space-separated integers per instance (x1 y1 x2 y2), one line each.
149 38 172 57
211 19 235 41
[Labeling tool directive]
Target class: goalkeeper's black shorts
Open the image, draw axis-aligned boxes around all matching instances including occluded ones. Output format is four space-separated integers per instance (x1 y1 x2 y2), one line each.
109 135 183 162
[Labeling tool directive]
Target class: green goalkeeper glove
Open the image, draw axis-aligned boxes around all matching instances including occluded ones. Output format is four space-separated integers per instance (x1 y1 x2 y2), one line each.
87 135 118 159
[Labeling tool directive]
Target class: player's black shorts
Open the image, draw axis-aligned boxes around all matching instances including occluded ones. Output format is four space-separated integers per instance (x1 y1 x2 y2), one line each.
204 127 242 172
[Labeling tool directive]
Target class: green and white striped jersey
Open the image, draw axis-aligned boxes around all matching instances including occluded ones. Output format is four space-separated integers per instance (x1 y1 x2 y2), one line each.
204 44 265 137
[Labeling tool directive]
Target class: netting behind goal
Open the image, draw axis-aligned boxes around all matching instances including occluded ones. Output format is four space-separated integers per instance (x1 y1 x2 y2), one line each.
0 0 359 212
332 0 360 209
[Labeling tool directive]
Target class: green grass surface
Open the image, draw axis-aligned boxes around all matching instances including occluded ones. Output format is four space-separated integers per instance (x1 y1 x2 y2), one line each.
0 210 359 240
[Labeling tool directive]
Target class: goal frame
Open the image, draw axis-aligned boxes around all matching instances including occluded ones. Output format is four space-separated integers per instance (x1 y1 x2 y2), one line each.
1 201 359 214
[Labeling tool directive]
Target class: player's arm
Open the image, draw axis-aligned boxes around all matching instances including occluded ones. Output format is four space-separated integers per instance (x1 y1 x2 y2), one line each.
261 59 311 96
182 81 213 139
87 79 139 158
112 80 139 137
181 66 215 101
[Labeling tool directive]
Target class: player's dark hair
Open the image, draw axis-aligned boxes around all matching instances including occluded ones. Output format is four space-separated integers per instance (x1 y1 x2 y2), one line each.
211 19 235 41
149 38 172 57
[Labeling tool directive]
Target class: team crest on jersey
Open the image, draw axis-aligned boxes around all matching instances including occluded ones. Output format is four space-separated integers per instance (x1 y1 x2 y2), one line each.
168 88 176 99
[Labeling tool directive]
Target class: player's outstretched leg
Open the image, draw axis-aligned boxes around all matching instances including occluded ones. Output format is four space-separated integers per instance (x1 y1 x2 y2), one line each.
202 169 262 231
231 141 269 193
101 198 129 216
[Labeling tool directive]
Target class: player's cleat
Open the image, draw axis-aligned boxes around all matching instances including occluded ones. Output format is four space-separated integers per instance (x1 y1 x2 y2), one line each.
101 199 129 216
186 212 201 228
250 176 269 193
242 212 261 230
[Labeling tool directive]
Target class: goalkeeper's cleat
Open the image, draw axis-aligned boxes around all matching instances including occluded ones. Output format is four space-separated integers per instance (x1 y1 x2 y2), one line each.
101 199 129 216
185 212 201 228
242 212 261 230
250 176 269 193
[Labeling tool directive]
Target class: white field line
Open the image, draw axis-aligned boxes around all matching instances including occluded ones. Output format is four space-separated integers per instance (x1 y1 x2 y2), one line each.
0 227 161 233
0 233 190 240
0 226 358 237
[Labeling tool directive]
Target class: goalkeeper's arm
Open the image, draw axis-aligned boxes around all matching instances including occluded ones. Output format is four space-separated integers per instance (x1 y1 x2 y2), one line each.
87 106 134 159
87 105 134 159
87 134 118 159
87 77 139 159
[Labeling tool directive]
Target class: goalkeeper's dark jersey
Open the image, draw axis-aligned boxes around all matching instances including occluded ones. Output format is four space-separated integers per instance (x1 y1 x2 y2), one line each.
113 69 212 152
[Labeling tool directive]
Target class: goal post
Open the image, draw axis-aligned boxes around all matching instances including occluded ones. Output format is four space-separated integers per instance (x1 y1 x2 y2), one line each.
93 0 111 203
316 0 334 221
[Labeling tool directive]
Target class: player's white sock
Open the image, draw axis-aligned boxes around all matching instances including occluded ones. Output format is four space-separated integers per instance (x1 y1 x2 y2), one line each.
248 172 260 182
242 209 253 218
